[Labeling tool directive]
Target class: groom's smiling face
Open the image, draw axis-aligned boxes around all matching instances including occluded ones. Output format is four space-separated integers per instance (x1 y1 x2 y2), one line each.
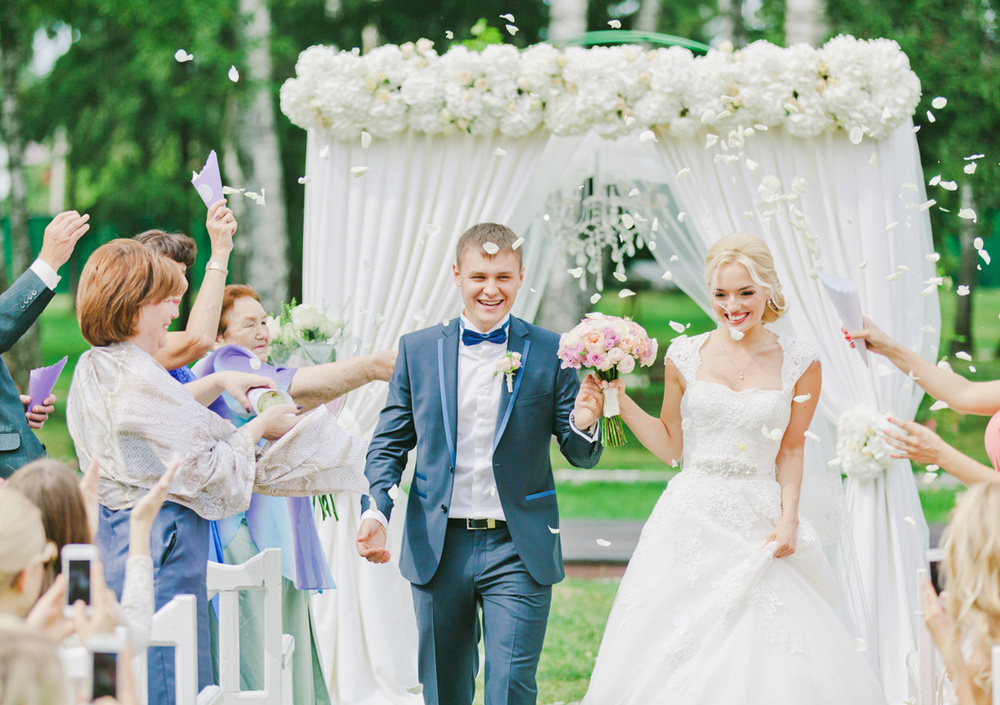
453 249 524 333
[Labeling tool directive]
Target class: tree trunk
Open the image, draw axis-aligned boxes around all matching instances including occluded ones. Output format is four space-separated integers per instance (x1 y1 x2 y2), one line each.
0 21 42 391
785 0 827 46
635 0 661 33
951 182 977 355
549 0 588 40
231 0 289 312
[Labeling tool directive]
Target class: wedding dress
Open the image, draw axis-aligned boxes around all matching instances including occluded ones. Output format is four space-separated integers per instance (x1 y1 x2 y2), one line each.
582 332 886 705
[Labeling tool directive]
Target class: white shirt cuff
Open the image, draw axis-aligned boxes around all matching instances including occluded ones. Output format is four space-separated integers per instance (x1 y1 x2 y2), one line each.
361 507 389 530
569 412 600 442
30 259 60 290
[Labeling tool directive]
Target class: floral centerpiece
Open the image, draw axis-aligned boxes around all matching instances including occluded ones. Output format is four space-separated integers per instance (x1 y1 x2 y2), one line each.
557 313 658 447
836 406 894 482
267 298 346 367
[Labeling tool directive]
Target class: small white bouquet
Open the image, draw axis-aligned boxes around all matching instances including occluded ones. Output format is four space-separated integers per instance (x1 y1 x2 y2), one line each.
836 406 894 482
267 298 346 367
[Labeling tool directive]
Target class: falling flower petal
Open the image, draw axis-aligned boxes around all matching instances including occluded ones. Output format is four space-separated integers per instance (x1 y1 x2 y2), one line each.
228 65 240 82
661 271 673 281
926 252 941 262
639 130 657 144
927 464 940 472
918 199 937 212
407 685 424 695
929 400 949 411
667 320 686 334
445 30 454 40
608 19 622 28
980 250 991 265
745 158 759 171
729 328 744 341
884 222 899 233
388 484 400 501
505 24 518 35
677 212 687 223
319 145 330 159
628 188 640 197
351 166 369 177
965 153 986 160
648 241 657 251
624 116 636 127
596 539 611 547
921 324 935 333
548 525 560 534
922 472 938 484
929 174 942 187
174 49 194 62
931 96 947 109
958 285 970 296
793 394 811 403
621 213 634 229
425 224 441 237
681 417 691 430
670 255 679 262
827 458 843 467
483 242 499 255
940 180 957 191
858 260 868 269
975 236 985 250
921 285 936 297
222 186 244 195
613 271 628 282
885 271 904 281
500 13 514 21
904 516 917 526
869 153 879 166
959 208 978 222
568 268 583 278
590 293 602 304
926 110 936 123
877 363 893 376
493 148 506 157
956 351 973 361
849 127 864 145
854 638 867 653
512 237 524 250
804 430 821 442
297 176 308 184
619 289 636 298
361 130 372 149
704 134 719 148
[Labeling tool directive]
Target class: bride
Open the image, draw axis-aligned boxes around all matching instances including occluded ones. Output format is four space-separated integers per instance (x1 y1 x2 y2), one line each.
582 233 886 704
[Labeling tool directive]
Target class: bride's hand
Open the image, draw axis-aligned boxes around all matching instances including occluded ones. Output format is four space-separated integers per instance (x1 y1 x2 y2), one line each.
765 519 797 558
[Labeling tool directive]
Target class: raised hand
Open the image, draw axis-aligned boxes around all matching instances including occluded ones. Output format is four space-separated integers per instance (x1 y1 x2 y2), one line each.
206 200 236 259
38 210 90 271
21 393 56 429
129 461 179 557
882 416 948 466
843 316 896 358
356 517 391 564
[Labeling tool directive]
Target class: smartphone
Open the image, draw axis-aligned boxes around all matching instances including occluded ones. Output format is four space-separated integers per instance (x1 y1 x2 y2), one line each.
61 543 99 618
89 635 123 701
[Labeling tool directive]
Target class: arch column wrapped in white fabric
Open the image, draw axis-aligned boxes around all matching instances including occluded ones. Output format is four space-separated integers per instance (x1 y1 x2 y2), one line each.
302 126 583 705
645 120 936 704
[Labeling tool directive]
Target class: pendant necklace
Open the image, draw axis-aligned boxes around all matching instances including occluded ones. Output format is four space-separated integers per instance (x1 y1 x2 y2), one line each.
720 332 766 381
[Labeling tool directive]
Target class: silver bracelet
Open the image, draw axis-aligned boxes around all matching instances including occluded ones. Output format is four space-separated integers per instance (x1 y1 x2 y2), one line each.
205 261 229 276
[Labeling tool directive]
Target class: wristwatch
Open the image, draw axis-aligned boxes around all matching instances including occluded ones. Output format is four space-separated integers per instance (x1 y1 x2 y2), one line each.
205 261 229 276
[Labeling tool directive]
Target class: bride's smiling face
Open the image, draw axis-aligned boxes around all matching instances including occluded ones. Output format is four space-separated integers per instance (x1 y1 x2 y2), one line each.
710 262 767 332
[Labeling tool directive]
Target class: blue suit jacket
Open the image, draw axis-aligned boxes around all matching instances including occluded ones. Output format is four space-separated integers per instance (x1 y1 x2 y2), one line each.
365 315 603 587
0 269 53 478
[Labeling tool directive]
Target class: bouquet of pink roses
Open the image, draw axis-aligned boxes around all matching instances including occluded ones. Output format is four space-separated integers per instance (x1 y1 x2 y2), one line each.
557 313 658 447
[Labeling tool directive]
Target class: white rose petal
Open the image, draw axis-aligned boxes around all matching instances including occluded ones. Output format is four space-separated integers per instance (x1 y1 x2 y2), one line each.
661 271 673 281
922 472 938 484
505 24 518 35
964 163 977 174
745 158 758 171
955 351 973 361
966 153 986 160
677 212 687 223
174 49 194 62
926 110 936 123
940 180 957 191
628 188 640 197
351 166 369 178
500 13 514 21
613 272 627 282
388 484 400 501
297 176 308 184
854 638 867 653
624 116 636 127
931 96 947 109
849 127 864 145
568 267 583 278
927 464 940 472
804 430 821 442
904 516 917 526
669 321 686 333
425 224 441 237
319 145 330 159
858 260 868 269
608 19 622 28
980 249 991 265
877 363 893 376
548 525 560 534
974 237 984 249
929 174 942 187
704 134 719 148
222 186 244 195
512 237 524 250
926 252 941 262
493 148 506 157
959 208 978 221
620 214 634 229
670 255 679 262
228 65 240 82
902 183 919 191
793 394 811 403
918 199 936 212
639 130 657 144
921 285 936 297
827 458 843 467
675 167 691 182
590 293 601 304
596 539 611 547
957 285 970 296
483 242 500 255
648 241 657 251
885 271 904 281
869 153 879 166
619 289 636 298
681 417 691 430
445 30 454 39
929 400 949 411
361 130 372 149
407 685 424 695
884 222 899 233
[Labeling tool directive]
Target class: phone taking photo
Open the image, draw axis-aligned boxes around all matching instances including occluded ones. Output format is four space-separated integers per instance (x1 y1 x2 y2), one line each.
89 635 123 700
61 543 98 618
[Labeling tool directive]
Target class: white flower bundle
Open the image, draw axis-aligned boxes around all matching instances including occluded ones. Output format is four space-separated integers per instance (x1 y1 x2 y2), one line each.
836 406 895 482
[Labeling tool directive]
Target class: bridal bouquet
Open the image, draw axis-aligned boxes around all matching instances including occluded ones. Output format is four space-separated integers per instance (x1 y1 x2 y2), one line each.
267 298 346 367
836 406 894 482
557 313 658 447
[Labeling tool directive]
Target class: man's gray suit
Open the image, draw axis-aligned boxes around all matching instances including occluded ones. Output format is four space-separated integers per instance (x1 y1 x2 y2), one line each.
0 269 53 478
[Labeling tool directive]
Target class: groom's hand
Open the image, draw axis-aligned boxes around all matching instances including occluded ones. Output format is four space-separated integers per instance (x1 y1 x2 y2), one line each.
357 518 391 564
572 374 605 431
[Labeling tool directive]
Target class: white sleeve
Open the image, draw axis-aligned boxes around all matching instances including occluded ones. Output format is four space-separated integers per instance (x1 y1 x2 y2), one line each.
30 258 61 290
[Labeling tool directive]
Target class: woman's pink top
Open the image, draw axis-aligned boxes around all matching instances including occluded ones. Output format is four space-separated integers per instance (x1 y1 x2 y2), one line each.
985 411 1000 471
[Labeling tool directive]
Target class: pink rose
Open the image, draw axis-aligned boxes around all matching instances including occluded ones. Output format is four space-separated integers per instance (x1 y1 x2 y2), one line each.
608 347 626 364
617 355 636 374
619 335 637 353
584 331 605 352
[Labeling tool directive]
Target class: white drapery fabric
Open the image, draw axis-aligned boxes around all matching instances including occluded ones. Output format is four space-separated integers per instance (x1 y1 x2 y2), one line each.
302 127 582 705
645 121 937 705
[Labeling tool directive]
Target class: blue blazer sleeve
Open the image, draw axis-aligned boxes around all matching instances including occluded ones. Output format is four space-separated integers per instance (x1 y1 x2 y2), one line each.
552 363 602 469
364 335 417 520
0 270 54 354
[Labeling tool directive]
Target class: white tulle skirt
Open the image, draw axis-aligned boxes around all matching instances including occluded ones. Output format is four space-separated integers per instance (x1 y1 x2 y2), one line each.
582 470 887 705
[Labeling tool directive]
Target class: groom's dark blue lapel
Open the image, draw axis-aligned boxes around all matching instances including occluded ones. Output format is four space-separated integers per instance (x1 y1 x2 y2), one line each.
494 316 530 452
436 319 459 467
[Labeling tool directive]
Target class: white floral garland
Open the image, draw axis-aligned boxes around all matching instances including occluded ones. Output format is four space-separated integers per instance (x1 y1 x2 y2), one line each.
280 35 921 142
836 406 895 482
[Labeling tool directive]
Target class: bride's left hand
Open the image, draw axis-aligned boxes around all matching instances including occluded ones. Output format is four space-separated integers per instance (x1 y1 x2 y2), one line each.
765 520 797 558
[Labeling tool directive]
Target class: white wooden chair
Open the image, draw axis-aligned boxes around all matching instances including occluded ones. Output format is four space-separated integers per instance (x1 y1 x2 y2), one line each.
204 548 295 705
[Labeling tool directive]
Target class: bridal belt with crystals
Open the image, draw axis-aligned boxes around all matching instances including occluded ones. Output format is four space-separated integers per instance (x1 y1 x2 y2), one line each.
684 457 772 479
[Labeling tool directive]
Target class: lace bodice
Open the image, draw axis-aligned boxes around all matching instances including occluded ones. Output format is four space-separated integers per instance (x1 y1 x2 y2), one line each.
667 332 817 480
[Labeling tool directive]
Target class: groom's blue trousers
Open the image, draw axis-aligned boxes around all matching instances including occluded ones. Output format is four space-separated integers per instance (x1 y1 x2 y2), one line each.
411 522 552 705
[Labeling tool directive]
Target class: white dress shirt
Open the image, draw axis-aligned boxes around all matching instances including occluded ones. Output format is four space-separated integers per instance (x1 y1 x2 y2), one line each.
30 258 60 290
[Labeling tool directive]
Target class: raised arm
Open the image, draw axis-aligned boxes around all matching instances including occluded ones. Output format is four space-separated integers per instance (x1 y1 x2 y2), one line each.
155 200 235 370
769 359 821 557
848 316 1000 416
883 416 1000 486
288 349 396 411
610 358 684 465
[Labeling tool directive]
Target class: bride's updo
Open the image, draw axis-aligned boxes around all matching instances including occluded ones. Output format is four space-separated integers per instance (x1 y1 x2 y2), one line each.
703 233 787 323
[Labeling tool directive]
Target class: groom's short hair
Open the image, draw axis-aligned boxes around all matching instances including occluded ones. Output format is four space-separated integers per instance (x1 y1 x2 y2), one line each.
455 223 523 269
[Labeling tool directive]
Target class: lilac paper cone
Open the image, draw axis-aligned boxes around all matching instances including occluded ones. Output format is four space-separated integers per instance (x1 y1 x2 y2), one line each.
28 356 68 411
191 150 223 208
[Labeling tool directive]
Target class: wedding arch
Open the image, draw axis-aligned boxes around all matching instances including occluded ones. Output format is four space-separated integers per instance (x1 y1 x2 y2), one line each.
281 35 937 705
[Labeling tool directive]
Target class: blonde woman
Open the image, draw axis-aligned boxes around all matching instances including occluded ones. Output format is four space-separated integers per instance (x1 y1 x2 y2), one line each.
582 233 885 704
923 482 1000 705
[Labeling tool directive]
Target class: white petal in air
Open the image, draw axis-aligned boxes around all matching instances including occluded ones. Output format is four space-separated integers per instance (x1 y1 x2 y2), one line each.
590 293 602 304
877 363 893 376
804 430 821 442
858 260 868 269
493 148 507 157
608 19 622 28
619 289 636 298
729 328 744 341
388 484 400 501
926 110 936 123
929 174 942 187
661 271 673 281
506 24 518 35
940 180 957 191
955 351 973 361
425 223 441 237
849 127 864 145
793 394 811 403
361 130 372 149
174 49 194 62
677 212 687 223
639 130 657 144
904 516 917 526
927 464 940 472
222 186 244 195
628 188 640 197
624 116 636 127
445 30 454 40
407 685 424 695
613 272 628 282
500 13 514 21
568 267 583 278
621 213 634 229
957 285 970 296
921 285 936 297
854 638 867 653
745 158 758 171
959 208 978 222
929 400 949 411
974 236 984 250
297 176 308 184
965 162 977 174
228 65 240 82
319 145 330 159
676 167 691 181
670 255 679 262
596 539 611 547
931 96 947 109
483 242 500 255
351 166 369 178
884 222 899 233
980 249 991 265
512 237 524 250
885 271 904 281
922 472 938 485
681 417 691 430
669 321 686 333
926 252 941 262
548 525 560 534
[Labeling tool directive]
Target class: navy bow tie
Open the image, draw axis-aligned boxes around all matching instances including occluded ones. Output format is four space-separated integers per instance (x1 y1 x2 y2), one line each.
461 324 508 346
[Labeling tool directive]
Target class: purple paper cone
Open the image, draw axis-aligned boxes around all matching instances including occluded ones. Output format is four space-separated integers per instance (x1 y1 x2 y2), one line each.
191 150 224 208
28 356 68 412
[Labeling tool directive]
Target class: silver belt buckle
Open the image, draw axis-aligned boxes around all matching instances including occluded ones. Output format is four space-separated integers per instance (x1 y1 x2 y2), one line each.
466 518 496 530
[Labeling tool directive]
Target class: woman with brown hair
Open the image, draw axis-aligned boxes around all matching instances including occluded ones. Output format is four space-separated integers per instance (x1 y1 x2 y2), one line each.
67 239 369 705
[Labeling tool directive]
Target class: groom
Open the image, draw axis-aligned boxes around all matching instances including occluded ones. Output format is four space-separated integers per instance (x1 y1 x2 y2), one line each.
357 222 604 705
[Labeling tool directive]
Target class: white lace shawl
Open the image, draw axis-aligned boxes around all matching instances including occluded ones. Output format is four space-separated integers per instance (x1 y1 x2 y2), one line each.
67 343 369 520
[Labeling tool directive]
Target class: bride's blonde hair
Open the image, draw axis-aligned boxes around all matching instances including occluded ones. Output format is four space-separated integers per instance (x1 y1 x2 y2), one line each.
703 233 787 323
940 482 1000 689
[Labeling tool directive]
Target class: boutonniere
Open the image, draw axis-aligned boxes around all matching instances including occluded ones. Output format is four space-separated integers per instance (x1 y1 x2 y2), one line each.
495 351 522 392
